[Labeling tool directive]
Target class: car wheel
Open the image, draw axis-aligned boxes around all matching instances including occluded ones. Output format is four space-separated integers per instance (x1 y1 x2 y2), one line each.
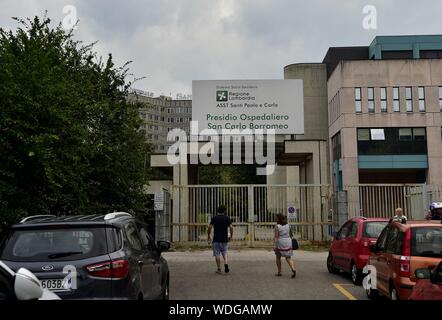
365 275 379 299
390 284 399 301
350 262 362 285
327 253 339 274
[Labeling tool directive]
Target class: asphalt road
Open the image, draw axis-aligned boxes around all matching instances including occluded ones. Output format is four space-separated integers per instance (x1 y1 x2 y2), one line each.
164 249 368 300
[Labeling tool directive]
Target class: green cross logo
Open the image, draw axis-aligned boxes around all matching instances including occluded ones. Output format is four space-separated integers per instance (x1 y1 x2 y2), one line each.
216 90 228 102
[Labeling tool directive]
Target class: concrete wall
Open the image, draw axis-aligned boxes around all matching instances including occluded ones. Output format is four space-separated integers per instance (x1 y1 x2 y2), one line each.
145 181 172 194
284 63 329 140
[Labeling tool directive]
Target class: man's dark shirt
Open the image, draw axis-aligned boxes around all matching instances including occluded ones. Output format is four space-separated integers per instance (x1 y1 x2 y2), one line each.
210 214 232 243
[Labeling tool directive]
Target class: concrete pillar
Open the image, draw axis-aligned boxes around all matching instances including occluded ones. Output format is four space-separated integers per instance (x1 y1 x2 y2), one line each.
172 165 180 242
286 166 300 184
341 127 360 218
427 126 442 184
172 164 189 242
266 165 286 185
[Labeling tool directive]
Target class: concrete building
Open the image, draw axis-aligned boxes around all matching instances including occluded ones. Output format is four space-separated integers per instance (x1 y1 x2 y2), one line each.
326 35 442 190
143 35 442 242
128 90 192 153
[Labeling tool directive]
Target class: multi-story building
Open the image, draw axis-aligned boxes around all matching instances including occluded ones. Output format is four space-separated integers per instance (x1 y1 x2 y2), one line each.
326 35 442 191
128 90 192 153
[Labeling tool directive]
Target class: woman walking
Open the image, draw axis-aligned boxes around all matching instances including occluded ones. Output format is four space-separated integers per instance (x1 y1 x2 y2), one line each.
273 213 297 278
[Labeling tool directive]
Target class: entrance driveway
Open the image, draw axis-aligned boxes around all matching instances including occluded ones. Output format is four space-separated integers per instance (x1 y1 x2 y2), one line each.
164 249 368 300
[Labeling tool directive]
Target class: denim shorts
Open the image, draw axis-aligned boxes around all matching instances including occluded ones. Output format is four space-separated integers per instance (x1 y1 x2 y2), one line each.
212 242 228 256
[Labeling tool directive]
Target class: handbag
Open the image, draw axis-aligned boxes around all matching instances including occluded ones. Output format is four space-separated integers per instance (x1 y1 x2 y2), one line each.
289 225 299 250
291 238 299 250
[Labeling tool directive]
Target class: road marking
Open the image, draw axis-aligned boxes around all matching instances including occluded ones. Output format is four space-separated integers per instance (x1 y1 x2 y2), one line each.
333 283 357 300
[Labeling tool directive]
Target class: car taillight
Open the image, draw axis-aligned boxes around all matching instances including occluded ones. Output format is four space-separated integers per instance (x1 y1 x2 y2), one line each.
399 256 411 277
399 230 412 278
86 260 129 279
362 238 375 248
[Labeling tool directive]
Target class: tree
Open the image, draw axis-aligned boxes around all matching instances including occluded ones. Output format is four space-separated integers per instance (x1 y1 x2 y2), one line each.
0 15 151 227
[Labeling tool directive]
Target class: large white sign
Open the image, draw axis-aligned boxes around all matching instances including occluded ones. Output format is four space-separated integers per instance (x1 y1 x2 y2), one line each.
192 80 304 134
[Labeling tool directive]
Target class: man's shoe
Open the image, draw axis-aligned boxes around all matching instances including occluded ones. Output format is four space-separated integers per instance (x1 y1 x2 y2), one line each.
224 264 229 273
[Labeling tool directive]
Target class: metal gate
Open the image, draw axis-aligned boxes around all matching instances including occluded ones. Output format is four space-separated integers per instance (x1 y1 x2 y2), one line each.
342 184 431 220
170 185 332 245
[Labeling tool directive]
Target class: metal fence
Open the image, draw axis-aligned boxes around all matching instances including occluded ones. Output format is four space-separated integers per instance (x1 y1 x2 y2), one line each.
170 185 332 245
344 184 435 220
163 183 442 246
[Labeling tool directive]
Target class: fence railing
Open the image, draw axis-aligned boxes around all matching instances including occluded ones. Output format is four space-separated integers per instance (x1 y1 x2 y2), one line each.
171 184 332 244
166 184 442 246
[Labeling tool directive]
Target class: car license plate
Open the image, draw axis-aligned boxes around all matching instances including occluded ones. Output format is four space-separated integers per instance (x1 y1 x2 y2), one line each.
40 278 70 292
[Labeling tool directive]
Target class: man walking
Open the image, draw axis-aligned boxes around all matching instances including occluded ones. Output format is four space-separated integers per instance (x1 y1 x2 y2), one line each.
208 205 233 274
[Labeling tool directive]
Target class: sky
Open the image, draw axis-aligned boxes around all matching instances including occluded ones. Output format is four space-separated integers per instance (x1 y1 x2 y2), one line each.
1 0 442 97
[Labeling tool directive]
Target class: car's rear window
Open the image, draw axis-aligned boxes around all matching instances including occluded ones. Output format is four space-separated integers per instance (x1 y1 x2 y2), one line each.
0 227 109 262
412 226 442 258
363 221 388 238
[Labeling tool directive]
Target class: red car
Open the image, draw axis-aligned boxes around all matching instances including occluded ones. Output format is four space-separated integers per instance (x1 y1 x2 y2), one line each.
409 259 442 300
327 217 389 285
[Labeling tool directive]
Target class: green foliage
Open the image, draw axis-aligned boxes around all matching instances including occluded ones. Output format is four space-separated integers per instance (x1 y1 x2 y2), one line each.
198 165 266 185
0 15 151 227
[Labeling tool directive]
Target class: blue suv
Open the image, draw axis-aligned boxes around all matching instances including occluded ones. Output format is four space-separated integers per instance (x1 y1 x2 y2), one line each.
0 212 170 300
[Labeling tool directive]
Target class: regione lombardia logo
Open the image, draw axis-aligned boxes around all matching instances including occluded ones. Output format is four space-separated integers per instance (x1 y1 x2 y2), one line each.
216 90 228 102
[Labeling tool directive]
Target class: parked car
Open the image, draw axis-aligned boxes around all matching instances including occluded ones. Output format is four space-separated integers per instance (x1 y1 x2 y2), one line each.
409 260 442 300
0 213 170 300
365 220 442 300
327 217 389 285
0 260 60 300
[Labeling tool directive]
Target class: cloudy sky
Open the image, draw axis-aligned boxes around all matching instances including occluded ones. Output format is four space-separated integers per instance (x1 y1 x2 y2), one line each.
1 0 442 97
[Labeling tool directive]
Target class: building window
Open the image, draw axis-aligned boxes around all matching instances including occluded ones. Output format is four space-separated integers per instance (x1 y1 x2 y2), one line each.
413 128 426 141
399 128 412 141
357 129 370 141
358 127 427 155
148 114 153 120
393 87 400 112
331 132 341 161
355 88 362 113
406 87 413 112
370 129 385 140
418 87 425 112
368 88 375 113
381 87 387 112
439 87 442 112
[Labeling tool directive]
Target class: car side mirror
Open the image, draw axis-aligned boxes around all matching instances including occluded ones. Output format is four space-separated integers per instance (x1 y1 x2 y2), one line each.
14 268 43 300
415 267 431 280
157 241 171 253
369 244 377 253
